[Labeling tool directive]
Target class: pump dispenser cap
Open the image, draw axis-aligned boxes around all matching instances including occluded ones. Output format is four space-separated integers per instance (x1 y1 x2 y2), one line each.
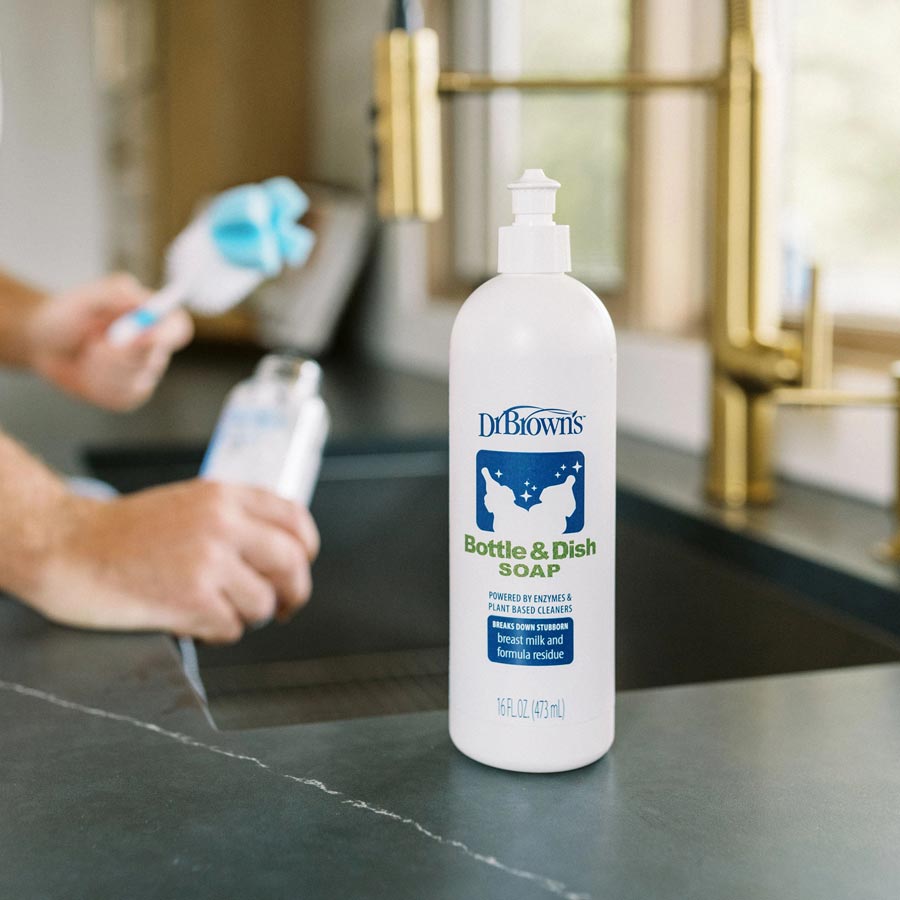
497 168 571 274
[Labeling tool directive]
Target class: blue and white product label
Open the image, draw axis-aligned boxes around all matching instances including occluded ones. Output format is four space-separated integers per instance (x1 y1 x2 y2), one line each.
470 450 589 669
451 382 614 741
487 615 574 665
465 444 596 579
476 449 584 534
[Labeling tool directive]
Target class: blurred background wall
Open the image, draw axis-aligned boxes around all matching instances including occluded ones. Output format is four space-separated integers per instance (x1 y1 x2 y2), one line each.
0 0 382 286
0 0 107 289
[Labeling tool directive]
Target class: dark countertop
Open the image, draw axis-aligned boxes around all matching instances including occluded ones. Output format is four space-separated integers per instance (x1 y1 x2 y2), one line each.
5 352 900 898
4 594 900 900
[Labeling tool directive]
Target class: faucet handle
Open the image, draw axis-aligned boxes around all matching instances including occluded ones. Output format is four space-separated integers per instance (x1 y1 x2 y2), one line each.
373 24 442 221
801 265 833 389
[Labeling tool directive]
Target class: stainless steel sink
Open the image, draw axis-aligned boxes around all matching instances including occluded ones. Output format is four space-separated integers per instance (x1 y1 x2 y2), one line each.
85 439 900 731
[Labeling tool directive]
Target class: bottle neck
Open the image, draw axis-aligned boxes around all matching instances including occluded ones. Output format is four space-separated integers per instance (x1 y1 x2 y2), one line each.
254 354 322 400
497 222 571 275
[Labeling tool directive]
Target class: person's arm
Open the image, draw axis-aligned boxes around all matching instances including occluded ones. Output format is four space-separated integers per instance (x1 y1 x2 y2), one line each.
0 269 193 411
0 430 319 643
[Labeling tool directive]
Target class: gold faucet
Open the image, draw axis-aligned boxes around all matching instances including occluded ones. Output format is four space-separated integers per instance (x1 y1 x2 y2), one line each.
373 0 900 558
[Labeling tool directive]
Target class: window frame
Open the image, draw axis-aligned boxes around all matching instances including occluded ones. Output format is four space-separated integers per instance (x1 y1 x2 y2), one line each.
361 0 900 507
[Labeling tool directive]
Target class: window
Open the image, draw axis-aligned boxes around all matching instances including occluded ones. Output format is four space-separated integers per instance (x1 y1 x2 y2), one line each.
785 0 900 329
446 0 713 335
449 0 630 293
445 0 900 341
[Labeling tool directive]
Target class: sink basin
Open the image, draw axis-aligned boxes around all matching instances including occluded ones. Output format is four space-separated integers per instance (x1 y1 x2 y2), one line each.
86 439 900 730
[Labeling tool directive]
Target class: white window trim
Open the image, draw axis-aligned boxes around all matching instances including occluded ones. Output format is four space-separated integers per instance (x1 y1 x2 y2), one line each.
452 0 522 283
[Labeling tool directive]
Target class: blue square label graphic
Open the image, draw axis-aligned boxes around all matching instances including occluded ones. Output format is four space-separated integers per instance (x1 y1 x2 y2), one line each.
476 449 584 534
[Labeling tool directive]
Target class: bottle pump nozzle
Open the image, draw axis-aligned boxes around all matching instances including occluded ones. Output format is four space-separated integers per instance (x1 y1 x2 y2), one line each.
509 169 559 223
498 168 571 275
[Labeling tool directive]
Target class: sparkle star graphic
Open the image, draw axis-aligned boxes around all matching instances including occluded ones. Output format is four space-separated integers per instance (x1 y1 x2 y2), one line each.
572 461 582 473
560 464 567 470
494 469 503 478
524 480 530 487
520 490 532 502
554 472 561 478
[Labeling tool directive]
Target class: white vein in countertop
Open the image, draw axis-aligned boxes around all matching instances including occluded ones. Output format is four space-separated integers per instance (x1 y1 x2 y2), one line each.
0 678 591 900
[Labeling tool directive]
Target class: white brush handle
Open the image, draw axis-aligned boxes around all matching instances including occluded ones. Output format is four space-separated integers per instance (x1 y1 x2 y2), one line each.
105 282 187 346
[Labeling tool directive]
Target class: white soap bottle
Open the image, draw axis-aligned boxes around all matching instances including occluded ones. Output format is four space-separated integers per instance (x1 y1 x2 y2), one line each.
449 169 616 773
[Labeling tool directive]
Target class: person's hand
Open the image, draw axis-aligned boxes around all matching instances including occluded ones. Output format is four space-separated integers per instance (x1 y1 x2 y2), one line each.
27 274 193 411
28 480 319 643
